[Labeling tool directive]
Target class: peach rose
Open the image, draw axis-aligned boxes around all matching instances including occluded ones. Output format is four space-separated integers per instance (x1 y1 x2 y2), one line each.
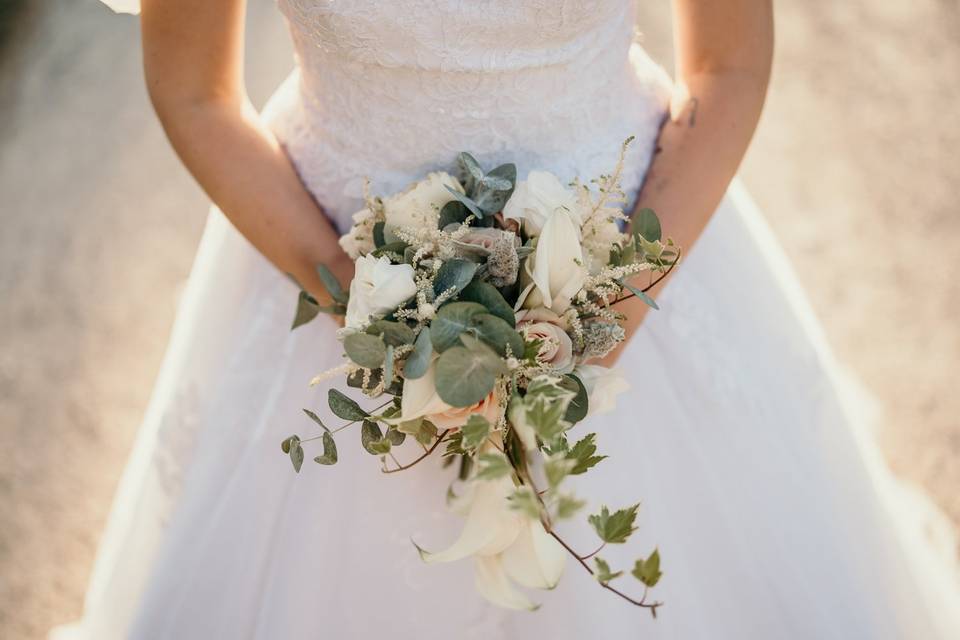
395 360 502 430
516 308 575 373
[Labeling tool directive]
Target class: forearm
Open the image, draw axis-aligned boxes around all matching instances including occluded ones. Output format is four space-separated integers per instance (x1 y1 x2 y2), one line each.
152 96 352 302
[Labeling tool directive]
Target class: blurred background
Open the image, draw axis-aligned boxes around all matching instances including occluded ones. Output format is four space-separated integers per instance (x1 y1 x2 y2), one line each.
1 0 958 638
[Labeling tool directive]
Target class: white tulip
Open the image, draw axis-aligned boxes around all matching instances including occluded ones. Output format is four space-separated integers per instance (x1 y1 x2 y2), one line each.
503 171 580 236
344 255 417 329
383 172 463 231
520 208 587 313
574 364 630 415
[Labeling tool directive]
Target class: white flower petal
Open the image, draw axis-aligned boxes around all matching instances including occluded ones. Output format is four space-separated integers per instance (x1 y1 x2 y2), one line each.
474 555 539 611
574 364 630 415
501 519 567 590
529 209 585 312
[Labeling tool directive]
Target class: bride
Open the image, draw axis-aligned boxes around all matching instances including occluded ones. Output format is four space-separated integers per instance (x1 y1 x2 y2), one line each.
55 0 959 638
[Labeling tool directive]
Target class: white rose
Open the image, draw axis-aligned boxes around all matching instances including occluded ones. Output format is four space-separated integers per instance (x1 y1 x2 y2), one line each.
344 255 417 329
503 171 580 236
338 208 377 259
574 364 630 415
383 172 464 231
518 208 587 313
516 308 575 373
583 217 626 274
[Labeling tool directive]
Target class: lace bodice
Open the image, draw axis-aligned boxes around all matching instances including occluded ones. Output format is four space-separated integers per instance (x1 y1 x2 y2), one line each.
267 0 673 231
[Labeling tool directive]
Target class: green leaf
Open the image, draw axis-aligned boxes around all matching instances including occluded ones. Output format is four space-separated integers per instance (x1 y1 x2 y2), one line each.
328 389 369 421
367 320 415 347
431 302 487 352
522 376 575 444
361 420 384 455
555 493 586 519
343 332 387 368
566 433 607 475
291 291 321 329
403 327 433 379
544 455 575 488
368 437 392 455
417 420 439 446
458 280 516 326
433 259 479 297
633 208 661 242
632 549 662 587
475 452 512 480
382 344 395 385
507 486 541 520
588 504 640 544
371 240 409 258
471 313 525 358
621 281 660 310
472 163 517 215
434 345 497 407
438 200 470 229
385 426 406 446
373 221 386 248
595 557 624 584
302 409 331 433
314 431 338 465
316 263 348 304
457 152 485 194
460 415 491 452
289 438 304 472
560 374 589 424
281 434 300 455
445 185 485 219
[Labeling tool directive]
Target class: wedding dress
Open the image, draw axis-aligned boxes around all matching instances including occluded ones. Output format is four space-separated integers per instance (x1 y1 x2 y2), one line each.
55 1 960 638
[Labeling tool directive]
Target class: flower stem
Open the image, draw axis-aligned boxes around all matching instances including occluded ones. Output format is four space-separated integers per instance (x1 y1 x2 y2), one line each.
382 430 451 474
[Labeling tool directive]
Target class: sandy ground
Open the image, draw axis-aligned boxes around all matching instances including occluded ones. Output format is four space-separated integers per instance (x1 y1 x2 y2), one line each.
0 1 957 638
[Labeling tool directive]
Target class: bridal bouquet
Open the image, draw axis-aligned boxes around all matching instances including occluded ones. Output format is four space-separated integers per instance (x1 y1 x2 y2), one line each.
283 140 678 613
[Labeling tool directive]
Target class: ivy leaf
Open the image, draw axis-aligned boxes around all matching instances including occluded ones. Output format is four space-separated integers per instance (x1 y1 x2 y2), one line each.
416 420 439 446
475 452 511 480
566 433 607 475
328 389 369 421
507 486 541 520
632 549 662 587
595 557 623 584
343 332 387 368
588 504 639 544
288 437 304 472
555 493 586 519
360 420 384 455
314 431 338 465
633 208 661 243
621 281 660 311
316 263 348 304
403 327 433 379
544 455 576 488
460 415 491 453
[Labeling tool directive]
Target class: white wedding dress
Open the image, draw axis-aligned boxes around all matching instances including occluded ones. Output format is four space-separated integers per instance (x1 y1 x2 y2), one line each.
56 1 960 638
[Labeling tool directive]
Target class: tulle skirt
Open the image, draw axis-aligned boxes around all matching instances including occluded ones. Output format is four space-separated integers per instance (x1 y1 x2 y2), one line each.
52 179 960 638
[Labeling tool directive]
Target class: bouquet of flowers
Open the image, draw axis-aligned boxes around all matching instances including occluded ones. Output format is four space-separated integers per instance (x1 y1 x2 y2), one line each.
283 139 679 613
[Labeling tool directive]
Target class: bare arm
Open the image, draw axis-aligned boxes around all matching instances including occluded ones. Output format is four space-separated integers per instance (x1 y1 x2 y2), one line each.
602 0 774 365
140 0 352 304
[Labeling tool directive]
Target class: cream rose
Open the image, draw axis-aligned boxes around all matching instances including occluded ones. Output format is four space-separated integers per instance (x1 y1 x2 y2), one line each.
573 364 630 415
502 171 580 236
344 255 417 329
519 207 587 313
516 308 574 373
396 360 502 430
383 172 464 231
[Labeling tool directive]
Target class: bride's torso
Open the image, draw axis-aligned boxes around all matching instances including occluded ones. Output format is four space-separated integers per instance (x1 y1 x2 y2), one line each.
266 0 673 231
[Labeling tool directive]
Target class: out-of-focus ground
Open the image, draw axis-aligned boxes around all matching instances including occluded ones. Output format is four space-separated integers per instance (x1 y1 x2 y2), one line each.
0 1 957 638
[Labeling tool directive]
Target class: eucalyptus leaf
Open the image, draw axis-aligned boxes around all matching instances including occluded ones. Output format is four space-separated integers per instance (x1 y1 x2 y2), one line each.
371 240 409 258
434 345 497 407
431 302 487 352
291 291 321 330
404 327 433 379
622 281 660 310
343 332 387 368
328 389 368 421
314 431 338 465
433 259 479 297
316 263 348 304
281 434 300 455
302 409 331 434
457 152 485 194
438 200 470 229
458 280 516 326
373 221 386 248
383 344 395 384
560 374 589 424
445 185 485 219
633 208 661 242
471 313 525 358
289 439 304 473
367 320 415 347
472 163 516 215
